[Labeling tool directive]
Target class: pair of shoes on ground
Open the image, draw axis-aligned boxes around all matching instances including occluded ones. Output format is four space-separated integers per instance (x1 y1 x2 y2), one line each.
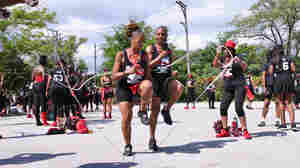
216 128 252 139
123 138 159 156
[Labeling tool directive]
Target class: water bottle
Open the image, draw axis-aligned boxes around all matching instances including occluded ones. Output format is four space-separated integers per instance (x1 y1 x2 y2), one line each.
231 117 240 137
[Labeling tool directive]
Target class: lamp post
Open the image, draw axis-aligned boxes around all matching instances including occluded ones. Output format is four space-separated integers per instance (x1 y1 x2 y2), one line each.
176 0 191 75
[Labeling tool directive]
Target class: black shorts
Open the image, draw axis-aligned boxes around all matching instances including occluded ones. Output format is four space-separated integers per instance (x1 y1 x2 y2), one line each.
152 76 172 102
187 88 196 101
33 82 46 111
103 88 114 100
116 85 140 103
49 84 69 106
273 74 294 95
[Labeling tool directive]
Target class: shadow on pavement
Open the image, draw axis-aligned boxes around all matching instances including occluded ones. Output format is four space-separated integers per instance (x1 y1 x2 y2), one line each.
78 162 138 168
137 139 237 155
0 152 75 166
252 130 287 138
86 119 116 125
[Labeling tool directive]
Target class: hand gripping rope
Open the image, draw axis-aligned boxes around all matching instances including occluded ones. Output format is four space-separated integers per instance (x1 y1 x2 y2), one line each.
194 47 238 102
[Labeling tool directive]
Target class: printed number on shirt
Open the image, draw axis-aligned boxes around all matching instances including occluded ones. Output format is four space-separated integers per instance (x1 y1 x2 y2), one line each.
53 74 63 82
282 62 289 71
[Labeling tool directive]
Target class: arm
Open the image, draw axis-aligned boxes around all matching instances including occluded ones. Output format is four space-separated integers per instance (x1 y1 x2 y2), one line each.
268 64 274 77
291 62 296 73
238 59 248 72
147 45 168 68
46 74 51 96
112 51 132 81
212 52 221 68
143 51 152 81
262 71 266 89
31 68 35 81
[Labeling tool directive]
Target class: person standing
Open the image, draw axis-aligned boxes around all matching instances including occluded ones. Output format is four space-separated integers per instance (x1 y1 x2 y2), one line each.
212 40 252 139
184 74 196 110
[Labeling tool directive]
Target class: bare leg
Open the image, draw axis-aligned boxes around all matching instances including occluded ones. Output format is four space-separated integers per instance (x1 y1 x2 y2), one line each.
120 102 133 145
165 80 184 110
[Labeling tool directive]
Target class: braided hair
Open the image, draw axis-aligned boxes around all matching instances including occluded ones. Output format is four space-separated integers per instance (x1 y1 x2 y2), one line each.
126 20 141 39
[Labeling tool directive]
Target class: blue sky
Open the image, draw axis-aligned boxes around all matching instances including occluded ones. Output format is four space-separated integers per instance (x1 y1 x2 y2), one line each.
35 0 256 72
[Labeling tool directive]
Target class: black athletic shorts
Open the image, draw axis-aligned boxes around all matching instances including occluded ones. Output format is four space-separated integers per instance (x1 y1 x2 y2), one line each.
273 74 294 95
152 76 172 102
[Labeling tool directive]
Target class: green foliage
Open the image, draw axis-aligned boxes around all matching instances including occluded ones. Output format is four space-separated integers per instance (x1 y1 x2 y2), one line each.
230 0 300 56
0 7 88 91
78 59 88 73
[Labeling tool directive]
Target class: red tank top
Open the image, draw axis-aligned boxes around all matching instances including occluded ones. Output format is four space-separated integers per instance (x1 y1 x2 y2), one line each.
35 74 44 83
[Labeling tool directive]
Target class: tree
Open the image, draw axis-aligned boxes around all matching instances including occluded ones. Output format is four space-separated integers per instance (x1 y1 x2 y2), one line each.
230 0 300 56
77 59 88 73
0 7 88 91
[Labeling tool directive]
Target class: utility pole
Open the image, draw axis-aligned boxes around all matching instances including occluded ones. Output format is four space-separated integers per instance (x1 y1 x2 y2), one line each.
94 43 97 74
176 0 191 75
94 43 97 86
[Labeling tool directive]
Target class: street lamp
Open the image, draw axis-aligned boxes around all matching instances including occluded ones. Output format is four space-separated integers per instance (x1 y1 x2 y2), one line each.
176 0 191 75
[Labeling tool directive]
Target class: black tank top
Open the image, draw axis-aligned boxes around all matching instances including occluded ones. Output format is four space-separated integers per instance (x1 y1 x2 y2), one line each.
151 44 172 79
273 57 292 77
221 58 244 79
118 49 147 87
51 68 67 86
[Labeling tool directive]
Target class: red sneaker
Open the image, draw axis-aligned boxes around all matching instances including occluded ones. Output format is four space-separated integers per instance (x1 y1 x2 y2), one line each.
216 129 230 138
192 106 196 109
184 106 189 110
243 129 252 139
51 122 57 127
27 114 32 118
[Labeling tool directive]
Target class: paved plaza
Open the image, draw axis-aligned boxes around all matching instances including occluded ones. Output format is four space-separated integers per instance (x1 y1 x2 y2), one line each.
0 102 299 168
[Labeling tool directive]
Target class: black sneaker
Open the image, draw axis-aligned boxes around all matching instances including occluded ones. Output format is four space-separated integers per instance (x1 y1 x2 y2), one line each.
123 144 133 156
138 111 150 125
161 108 172 125
149 138 159 152
277 124 287 129
257 121 266 127
291 123 297 129
36 120 43 126
274 120 280 127
77 113 85 119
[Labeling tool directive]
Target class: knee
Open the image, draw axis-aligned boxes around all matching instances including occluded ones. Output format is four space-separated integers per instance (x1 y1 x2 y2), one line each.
220 106 228 116
177 81 184 93
236 105 245 117
141 80 152 91
220 110 227 116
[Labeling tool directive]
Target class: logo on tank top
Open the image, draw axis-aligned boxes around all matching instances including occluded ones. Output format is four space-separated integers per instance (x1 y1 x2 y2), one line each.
154 56 171 74
125 65 143 85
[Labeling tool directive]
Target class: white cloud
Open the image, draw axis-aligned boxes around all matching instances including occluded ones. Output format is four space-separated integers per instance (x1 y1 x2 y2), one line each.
56 17 112 38
75 44 105 73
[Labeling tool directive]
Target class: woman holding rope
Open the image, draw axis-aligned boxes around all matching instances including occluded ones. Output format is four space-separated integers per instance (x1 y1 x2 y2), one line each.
146 26 184 151
212 40 252 139
112 28 152 156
